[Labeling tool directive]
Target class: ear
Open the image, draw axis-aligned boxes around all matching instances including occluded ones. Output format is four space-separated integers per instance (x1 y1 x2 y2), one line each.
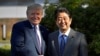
70 18 72 22
70 18 72 24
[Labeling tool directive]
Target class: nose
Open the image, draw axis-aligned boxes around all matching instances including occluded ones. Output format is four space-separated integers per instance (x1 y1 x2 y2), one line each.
61 19 65 23
33 14 38 18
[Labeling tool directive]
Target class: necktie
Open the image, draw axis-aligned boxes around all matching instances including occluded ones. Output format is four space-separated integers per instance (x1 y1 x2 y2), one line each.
34 26 41 54
60 35 66 56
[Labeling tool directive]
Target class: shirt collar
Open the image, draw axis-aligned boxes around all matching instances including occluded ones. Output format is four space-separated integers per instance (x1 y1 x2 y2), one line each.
59 28 71 37
31 24 39 30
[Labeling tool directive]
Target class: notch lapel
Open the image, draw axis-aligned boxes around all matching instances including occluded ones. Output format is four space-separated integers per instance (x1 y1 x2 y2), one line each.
41 37 45 54
63 29 75 55
24 20 41 54
53 31 60 56
27 28 40 54
39 25 46 54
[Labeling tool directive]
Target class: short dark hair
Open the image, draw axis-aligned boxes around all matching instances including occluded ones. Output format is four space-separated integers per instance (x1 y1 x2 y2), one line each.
54 7 72 19
26 3 43 14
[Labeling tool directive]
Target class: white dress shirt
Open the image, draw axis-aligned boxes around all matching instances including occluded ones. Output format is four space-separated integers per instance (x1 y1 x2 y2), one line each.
31 24 42 47
58 28 71 46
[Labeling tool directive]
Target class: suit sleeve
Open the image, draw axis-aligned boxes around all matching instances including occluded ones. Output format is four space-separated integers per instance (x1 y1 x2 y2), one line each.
79 34 88 56
47 34 52 56
10 24 25 56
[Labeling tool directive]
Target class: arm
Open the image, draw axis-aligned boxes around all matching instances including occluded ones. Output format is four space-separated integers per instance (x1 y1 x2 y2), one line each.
79 34 88 56
10 23 25 56
47 34 53 56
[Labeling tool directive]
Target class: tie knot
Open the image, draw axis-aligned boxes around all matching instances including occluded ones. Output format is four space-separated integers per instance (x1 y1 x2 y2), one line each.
34 25 37 29
62 34 66 37
61 35 68 40
60 35 65 40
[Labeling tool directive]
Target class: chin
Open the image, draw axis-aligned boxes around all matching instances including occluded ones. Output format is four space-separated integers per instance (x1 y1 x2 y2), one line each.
61 27 66 29
31 22 38 25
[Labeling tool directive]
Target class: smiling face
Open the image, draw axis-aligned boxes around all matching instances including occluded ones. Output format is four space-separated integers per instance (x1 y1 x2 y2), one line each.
56 12 72 33
27 9 43 25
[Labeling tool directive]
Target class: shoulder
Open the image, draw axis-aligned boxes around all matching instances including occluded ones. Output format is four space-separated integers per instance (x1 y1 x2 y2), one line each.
13 20 27 26
49 30 59 37
39 25 49 32
71 29 85 38
13 20 31 28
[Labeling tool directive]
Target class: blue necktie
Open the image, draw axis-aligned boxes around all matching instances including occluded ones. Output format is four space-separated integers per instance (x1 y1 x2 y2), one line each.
60 35 66 56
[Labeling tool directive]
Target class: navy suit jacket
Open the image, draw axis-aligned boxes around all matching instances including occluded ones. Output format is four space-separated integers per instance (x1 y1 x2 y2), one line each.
11 20 49 56
48 29 88 56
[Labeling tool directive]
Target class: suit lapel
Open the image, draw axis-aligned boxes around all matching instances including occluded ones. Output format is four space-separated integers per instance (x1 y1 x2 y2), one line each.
27 28 40 54
63 29 75 55
53 31 60 55
39 25 46 54
41 36 45 54
24 20 45 54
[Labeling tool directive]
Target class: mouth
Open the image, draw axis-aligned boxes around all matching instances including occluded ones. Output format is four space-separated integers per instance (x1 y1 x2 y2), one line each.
31 18 39 21
60 24 65 26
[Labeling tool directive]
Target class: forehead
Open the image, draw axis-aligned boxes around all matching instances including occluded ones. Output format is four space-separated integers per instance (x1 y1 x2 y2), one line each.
28 9 43 13
57 12 69 17
29 9 42 11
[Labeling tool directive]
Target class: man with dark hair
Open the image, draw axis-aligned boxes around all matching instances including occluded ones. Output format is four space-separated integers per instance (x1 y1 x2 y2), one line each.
11 3 49 56
48 7 88 56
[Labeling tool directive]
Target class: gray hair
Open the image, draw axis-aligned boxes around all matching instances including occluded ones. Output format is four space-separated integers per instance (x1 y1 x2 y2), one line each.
26 3 43 14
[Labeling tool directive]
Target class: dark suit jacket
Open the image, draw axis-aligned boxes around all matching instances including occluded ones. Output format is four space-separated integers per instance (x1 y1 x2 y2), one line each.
48 29 88 56
11 20 49 56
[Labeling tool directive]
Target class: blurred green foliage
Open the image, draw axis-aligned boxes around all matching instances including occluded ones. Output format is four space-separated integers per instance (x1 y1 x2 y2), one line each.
0 44 10 56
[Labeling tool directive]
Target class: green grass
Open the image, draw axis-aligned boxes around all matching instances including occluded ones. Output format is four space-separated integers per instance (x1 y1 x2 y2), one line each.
0 39 11 56
0 39 10 43
0 44 11 49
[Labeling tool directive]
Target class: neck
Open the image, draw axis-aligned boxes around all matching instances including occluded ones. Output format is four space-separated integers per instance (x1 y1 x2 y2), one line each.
60 28 70 33
60 29 68 33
